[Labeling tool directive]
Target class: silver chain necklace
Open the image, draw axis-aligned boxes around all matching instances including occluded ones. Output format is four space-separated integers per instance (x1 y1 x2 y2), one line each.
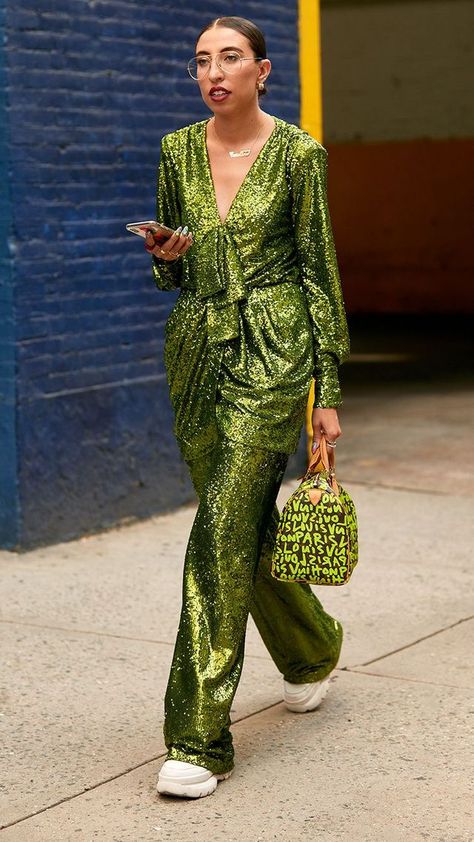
211 117 265 158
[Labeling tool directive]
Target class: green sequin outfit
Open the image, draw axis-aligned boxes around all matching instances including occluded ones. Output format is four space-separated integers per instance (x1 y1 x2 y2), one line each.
152 116 349 774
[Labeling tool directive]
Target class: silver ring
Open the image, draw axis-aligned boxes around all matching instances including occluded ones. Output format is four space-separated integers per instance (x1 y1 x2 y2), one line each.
326 441 337 448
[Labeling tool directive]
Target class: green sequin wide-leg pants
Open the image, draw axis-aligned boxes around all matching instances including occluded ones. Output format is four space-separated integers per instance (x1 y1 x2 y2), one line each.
163 436 343 775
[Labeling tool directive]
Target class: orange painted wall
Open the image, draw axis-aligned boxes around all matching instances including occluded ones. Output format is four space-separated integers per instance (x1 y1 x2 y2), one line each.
326 138 474 313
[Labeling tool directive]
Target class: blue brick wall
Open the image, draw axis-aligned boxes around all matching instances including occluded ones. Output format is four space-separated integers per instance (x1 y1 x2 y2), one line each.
2 0 301 549
0 0 19 548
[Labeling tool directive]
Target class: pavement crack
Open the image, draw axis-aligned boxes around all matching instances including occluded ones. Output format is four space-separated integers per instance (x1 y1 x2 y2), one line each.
342 669 472 691
0 699 287 831
339 478 450 497
344 615 473 669
0 618 274 662
0 751 168 831
0 618 175 647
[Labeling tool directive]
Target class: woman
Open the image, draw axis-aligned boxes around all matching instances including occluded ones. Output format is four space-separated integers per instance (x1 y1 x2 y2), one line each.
147 16 350 799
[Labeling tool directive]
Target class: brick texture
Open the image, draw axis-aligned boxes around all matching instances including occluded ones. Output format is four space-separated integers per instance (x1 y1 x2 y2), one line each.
1 0 300 548
0 0 19 547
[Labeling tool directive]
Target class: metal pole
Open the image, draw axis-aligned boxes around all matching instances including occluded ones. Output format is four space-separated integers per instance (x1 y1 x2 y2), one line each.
299 0 323 458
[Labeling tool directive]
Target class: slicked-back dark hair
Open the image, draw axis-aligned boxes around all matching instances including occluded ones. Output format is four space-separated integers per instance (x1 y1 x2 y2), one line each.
195 16 268 97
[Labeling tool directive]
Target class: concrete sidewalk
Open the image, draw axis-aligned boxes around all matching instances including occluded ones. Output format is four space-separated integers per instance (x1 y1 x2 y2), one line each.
1 373 473 841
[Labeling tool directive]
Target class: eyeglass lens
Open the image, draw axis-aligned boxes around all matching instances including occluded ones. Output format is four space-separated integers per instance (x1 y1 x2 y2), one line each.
187 51 247 79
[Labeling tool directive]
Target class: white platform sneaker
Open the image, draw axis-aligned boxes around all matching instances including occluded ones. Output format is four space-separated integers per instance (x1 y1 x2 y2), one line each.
157 759 233 799
283 673 333 713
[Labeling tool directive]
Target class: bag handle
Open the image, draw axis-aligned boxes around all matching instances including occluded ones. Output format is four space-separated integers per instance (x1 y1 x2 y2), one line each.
301 436 339 495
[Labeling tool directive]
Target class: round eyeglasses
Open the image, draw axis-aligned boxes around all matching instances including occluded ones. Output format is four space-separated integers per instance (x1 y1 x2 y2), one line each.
187 51 263 81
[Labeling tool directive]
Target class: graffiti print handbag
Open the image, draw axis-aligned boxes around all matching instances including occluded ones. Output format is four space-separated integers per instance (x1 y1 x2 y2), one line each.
271 436 359 586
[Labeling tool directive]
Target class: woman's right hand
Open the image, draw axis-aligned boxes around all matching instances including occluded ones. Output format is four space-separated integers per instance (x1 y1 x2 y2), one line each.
145 226 193 261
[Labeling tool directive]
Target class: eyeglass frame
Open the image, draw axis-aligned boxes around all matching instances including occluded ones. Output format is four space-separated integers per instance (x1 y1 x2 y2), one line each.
186 51 265 81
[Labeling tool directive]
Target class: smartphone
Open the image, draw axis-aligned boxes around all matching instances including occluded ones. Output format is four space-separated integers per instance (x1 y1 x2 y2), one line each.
126 220 176 246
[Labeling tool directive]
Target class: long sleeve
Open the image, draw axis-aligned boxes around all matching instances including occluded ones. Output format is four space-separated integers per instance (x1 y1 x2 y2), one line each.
289 140 350 407
151 135 183 292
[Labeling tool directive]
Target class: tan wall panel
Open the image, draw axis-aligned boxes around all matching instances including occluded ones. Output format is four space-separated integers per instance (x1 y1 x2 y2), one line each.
321 0 474 143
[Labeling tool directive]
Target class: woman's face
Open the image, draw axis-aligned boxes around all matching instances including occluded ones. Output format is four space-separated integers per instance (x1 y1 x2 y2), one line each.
194 26 270 114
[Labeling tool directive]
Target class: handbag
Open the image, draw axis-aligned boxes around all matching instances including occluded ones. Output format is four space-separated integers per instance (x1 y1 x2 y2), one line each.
271 436 358 586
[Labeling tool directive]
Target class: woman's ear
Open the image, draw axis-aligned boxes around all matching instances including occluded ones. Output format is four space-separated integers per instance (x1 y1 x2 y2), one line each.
260 58 271 85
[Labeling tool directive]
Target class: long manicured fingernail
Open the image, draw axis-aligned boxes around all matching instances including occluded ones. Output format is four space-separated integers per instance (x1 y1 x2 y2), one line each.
174 226 183 234
312 442 318 452
182 225 189 235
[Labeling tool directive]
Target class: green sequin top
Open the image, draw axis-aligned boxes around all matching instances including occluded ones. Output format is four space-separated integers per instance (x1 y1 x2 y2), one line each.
151 115 350 461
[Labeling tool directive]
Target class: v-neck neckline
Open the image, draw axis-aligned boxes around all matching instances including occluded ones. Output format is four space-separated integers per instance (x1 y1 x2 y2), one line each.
202 115 280 227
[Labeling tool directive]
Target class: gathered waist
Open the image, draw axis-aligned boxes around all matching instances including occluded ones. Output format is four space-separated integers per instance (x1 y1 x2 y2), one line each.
179 234 302 343
181 266 301 295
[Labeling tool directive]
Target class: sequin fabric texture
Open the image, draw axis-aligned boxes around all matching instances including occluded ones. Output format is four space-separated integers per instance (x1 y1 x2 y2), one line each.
164 438 343 775
152 115 348 775
153 115 350 463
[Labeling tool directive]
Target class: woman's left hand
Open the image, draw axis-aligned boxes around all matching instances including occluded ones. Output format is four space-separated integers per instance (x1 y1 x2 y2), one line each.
311 407 342 455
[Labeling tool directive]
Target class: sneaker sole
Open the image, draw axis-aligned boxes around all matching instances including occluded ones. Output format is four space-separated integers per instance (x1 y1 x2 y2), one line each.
284 677 331 713
157 769 233 799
